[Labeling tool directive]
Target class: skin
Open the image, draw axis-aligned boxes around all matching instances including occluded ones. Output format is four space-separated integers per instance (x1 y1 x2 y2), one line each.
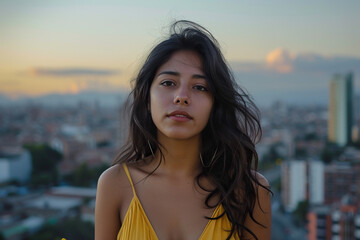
95 50 271 240
150 50 214 142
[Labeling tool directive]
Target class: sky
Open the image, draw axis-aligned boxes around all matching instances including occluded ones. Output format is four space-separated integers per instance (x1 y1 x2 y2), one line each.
1 0 360 106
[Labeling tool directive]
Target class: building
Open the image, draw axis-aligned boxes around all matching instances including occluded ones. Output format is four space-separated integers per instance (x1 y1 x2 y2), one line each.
307 196 360 240
308 149 360 240
0 147 32 183
309 160 325 204
282 160 307 212
324 160 360 205
282 159 325 212
328 72 354 146
307 205 332 240
0 186 96 239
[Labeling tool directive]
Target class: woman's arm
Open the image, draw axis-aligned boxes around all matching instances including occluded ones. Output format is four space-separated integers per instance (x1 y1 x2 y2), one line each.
243 173 272 240
95 167 122 240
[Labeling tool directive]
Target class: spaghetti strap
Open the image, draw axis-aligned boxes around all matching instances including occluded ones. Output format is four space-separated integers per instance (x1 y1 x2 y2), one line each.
122 163 137 197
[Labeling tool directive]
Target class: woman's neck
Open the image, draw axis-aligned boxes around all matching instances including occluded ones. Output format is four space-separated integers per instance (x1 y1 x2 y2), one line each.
153 133 202 178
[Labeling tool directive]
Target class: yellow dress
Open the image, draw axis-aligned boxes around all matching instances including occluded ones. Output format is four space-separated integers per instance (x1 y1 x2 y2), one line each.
117 164 239 240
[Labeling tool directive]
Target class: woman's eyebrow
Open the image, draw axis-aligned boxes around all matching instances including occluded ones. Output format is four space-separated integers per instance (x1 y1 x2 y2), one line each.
156 71 206 79
193 74 206 80
156 71 180 77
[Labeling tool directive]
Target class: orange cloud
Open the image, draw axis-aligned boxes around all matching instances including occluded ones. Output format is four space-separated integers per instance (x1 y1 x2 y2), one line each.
70 83 79 94
266 48 295 73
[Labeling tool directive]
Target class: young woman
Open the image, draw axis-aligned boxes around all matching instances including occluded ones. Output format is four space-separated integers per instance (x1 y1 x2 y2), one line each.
95 20 271 240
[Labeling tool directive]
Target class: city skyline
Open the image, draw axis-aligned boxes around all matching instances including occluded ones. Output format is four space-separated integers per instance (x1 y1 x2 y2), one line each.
1 0 360 106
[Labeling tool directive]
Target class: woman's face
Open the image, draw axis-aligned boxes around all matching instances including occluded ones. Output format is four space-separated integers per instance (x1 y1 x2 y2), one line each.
149 50 214 141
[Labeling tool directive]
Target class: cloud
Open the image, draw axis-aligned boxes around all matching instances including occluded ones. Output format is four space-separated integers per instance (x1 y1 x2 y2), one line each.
293 54 360 74
74 79 123 92
266 48 295 73
28 67 120 77
230 48 360 106
231 48 360 75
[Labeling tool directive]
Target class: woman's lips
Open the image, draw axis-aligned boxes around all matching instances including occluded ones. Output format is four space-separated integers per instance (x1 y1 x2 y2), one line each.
167 110 192 122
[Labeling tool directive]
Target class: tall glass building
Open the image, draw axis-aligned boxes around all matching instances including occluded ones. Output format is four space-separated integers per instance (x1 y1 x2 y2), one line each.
328 72 354 146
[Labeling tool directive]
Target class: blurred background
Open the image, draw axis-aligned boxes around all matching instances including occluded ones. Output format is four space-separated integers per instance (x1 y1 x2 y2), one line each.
0 0 359 239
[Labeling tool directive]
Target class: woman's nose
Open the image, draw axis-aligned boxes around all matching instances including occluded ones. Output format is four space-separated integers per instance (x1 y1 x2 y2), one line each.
174 86 190 105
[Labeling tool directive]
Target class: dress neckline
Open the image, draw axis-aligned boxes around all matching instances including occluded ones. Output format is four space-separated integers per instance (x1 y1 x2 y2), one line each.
124 194 222 240
121 163 222 239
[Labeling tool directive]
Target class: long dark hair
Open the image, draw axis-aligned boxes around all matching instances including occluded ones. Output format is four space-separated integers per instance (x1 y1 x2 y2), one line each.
113 20 269 239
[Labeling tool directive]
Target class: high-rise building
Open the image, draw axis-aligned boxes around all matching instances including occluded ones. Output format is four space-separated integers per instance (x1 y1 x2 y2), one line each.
282 160 307 212
282 159 325 212
309 160 325 204
328 73 354 146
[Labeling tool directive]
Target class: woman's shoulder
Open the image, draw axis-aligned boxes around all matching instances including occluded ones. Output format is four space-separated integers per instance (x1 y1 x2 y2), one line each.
97 163 133 204
95 163 133 239
98 163 126 185
251 170 270 188
243 171 272 240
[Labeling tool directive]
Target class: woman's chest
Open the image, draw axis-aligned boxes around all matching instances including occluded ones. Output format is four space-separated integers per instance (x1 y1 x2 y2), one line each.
132 177 218 239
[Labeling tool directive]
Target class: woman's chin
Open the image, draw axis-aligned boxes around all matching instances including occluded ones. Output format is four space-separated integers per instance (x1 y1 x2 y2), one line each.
158 130 201 141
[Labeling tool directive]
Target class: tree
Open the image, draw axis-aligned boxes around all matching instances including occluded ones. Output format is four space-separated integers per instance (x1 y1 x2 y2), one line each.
23 144 63 187
304 132 318 141
320 142 344 163
259 144 284 170
294 147 307 158
66 163 93 187
293 200 309 226
64 163 109 187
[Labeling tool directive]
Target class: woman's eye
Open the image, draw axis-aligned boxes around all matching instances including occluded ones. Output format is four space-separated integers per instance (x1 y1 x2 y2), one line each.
160 80 175 86
194 85 208 92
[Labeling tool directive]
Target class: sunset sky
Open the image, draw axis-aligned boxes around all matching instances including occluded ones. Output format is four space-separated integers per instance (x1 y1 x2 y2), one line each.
1 0 360 105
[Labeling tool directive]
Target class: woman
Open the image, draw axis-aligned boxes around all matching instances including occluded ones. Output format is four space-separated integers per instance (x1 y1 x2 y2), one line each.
95 20 271 240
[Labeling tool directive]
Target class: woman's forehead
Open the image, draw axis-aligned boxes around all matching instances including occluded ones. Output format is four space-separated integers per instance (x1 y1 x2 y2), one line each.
156 50 203 74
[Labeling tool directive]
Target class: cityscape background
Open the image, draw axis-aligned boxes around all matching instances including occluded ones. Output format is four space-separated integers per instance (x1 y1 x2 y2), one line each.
1 1 360 239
